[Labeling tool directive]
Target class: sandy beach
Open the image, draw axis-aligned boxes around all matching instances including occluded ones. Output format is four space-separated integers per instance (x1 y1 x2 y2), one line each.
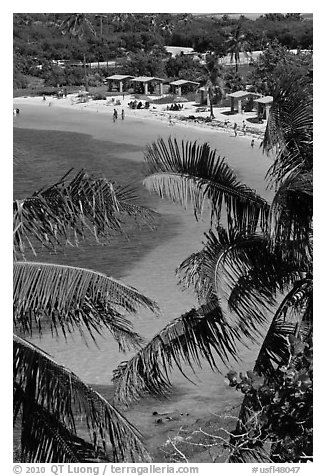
14 92 267 143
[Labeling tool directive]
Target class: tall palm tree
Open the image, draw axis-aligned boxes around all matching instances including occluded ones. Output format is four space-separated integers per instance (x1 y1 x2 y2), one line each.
60 14 97 91
202 54 225 119
14 169 158 462
226 25 251 73
112 73 313 461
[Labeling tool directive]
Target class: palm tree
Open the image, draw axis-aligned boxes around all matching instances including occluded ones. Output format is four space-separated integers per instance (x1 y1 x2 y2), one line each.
226 25 251 73
14 168 159 462
112 73 313 461
202 54 225 119
60 14 97 91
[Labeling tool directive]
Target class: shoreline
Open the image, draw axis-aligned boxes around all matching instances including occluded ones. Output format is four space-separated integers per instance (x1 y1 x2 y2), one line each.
14 93 266 143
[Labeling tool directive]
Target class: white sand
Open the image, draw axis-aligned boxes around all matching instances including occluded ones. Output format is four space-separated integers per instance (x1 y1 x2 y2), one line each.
14 92 267 141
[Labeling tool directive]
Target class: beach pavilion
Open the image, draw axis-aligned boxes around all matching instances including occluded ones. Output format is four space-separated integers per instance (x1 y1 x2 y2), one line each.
130 76 165 95
254 95 274 121
169 79 200 96
227 90 260 114
106 74 134 93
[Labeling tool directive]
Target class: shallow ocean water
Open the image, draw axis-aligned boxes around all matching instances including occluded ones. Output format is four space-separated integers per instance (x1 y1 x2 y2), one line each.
13 102 275 457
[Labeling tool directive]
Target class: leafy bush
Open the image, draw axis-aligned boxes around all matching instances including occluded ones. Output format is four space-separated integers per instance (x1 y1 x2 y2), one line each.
226 336 313 463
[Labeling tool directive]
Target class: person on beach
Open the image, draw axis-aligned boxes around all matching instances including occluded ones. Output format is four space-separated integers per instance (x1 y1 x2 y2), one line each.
113 109 118 122
251 139 255 148
242 121 247 135
233 122 238 137
43 95 46 101
121 109 125 120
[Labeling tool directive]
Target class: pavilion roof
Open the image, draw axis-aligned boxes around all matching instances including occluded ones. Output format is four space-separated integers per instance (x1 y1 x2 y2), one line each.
254 95 274 104
169 79 200 86
131 76 164 83
106 74 134 80
227 90 260 99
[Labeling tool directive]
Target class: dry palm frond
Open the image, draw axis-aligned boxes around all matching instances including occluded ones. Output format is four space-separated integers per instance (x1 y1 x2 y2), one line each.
143 137 270 231
14 335 151 463
113 300 241 406
14 261 158 345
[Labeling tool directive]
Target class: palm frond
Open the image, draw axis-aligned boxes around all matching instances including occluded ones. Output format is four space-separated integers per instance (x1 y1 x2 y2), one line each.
16 387 107 462
188 226 308 345
249 277 312 378
113 300 241 407
143 138 269 231
263 73 313 187
60 14 96 39
268 171 312 257
14 261 158 346
176 249 217 303
14 169 157 258
14 335 151 463
179 227 277 332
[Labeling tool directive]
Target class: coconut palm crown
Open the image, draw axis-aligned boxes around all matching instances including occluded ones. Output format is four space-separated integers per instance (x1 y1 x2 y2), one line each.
226 25 251 72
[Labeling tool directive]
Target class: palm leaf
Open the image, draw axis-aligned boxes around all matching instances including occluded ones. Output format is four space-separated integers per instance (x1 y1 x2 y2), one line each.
60 14 96 39
254 276 312 376
14 335 151 462
263 73 313 187
178 226 280 337
183 225 308 347
14 261 158 346
143 137 269 231
113 300 241 406
16 387 107 462
14 169 156 258
268 171 312 259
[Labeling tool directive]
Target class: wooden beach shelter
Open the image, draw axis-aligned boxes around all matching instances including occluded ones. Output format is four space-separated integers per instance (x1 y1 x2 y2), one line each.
106 74 134 93
254 95 274 121
169 79 200 96
227 90 260 114
131 76 165 95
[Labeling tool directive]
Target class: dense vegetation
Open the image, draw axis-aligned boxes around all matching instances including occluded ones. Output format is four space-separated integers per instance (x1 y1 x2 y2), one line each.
13 13 313 90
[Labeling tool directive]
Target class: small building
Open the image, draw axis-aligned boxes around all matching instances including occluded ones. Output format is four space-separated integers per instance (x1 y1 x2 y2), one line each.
227 90 260 114
169 79 200 96
106 74 134 93
131 76 165 95
164 46 195 58
254 96 274 121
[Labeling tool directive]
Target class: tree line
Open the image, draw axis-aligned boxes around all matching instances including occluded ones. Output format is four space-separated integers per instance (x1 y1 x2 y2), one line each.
13 13 313 90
